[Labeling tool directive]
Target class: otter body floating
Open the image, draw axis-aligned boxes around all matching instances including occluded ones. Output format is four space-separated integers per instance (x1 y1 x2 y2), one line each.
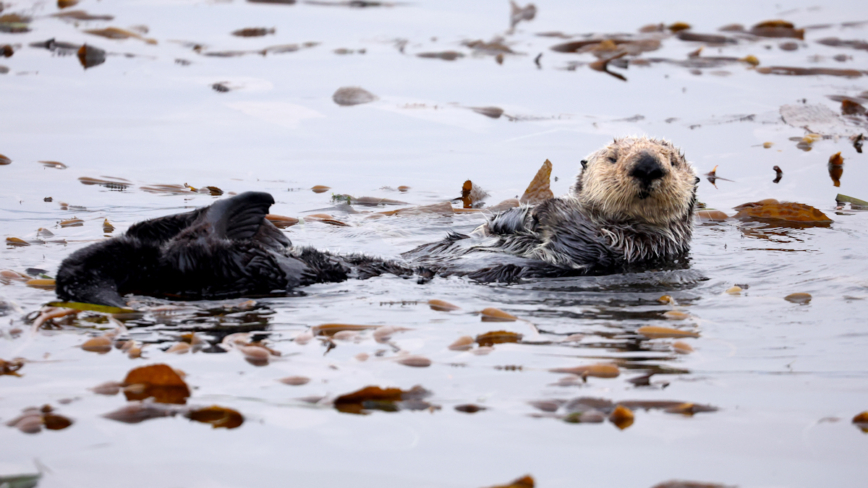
56 136 698 307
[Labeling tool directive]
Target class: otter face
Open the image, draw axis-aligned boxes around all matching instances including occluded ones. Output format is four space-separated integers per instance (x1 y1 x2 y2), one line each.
572 136 698 225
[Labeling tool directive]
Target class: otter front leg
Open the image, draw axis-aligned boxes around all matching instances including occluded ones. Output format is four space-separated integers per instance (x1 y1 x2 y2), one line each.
472 206 534 237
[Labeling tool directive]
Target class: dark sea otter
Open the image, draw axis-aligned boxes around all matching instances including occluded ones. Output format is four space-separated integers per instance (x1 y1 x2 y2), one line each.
56 136 699 307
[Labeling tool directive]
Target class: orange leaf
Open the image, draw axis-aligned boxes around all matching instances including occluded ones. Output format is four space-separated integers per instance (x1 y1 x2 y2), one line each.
520 160 554 204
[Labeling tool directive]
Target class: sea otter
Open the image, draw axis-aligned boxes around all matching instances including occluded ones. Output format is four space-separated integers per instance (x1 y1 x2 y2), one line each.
403 136 699 281
55 136 698 307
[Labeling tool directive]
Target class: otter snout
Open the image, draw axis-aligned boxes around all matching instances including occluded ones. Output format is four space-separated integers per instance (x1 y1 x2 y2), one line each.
629 152 667 187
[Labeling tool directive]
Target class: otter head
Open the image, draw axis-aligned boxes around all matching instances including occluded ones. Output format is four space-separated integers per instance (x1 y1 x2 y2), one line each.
571 136 698 226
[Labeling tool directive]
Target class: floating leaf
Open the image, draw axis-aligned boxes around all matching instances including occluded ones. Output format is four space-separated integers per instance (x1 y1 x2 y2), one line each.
266 214 299 228
608 405 634 430
279 376 310 386
57 0 79 8
0 358 24 376
39 160 67 169
448 336 474 351
0 153 10 165
84 27 157 44
750 20 804 39
757 66 862 78
486 475 535 488
333 385 430 415
81 336 113 354
397 185 410 192
397 355 431 368
311 185 331 193
672 341 694 354
47 301 132 314
25 279 55 290
332 86 377 106
238 345 272 366
6 237 29 247
372 325 411 342
784 293 812 304
663 310 690 320
480 307 518 322
471 106 504 119
476 330 522 346
733 201 832 223
455 404 487 413
661 402 718 415
60 218 83 227
123 363 191 404
312 323 380 336
103 219 115 233
165 342 191 354
52 10 114 21
550 363 620 378
829 151 844 187
637 326 699 339
428 299 460 312
726 286 742 295
379 201 453 217
103 402 177 424
140 183 191 194
836 193 868 208
304 213 348 226
520 159 554 204
232 27 275 37
185 405 244 429
416 51 464 61
697 210 728 221
43 413 73 430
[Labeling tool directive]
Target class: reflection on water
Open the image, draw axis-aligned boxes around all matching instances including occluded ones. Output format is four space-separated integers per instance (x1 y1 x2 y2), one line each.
3 0 868 487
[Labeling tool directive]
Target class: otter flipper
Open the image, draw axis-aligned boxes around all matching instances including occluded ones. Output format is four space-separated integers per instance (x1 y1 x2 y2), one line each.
201 191 275 242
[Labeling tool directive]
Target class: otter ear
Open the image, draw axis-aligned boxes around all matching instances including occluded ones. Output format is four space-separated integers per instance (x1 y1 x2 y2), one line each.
581 159 588 169
694 176 700 185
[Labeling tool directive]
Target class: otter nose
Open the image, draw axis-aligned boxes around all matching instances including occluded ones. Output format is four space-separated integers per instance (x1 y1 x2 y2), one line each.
629 153 666 186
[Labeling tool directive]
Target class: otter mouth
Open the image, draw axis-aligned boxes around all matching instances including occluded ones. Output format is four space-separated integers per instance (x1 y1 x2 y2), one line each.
637 189 652 200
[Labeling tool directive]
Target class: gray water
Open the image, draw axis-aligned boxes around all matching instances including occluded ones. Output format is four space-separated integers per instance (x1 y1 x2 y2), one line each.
1 0 867 487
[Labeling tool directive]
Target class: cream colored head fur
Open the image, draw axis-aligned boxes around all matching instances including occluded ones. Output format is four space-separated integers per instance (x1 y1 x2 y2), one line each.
571 136 698 226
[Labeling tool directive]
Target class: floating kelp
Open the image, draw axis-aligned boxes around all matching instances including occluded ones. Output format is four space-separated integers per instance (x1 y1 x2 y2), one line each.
232 27 275 37
749 20 805 39
333 385 434 414
733 200 832 224
757 66 863 78
51 10 114 21
84 27 157 44
416 51 464 61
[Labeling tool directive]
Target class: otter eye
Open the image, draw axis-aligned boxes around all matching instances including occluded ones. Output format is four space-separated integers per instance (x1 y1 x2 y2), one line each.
581 159 588 169
607 156 617 164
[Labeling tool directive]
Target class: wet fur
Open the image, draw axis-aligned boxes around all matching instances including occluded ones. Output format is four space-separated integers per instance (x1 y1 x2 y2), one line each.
56 136 697 306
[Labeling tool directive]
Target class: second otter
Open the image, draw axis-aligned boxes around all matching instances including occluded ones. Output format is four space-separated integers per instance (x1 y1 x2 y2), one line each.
55 136 698 306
